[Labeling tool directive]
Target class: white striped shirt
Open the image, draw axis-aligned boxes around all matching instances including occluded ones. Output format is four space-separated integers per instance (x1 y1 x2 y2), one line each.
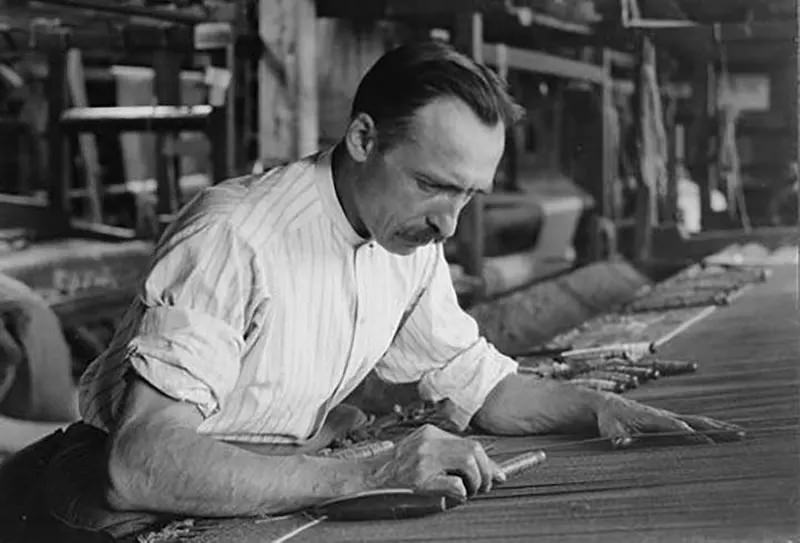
79 148 517 443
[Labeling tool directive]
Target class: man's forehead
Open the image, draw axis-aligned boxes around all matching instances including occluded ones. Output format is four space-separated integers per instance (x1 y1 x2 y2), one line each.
398 98 505 190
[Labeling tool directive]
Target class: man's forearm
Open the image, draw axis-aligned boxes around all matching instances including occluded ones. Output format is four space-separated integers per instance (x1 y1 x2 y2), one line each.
107 408 376 516
472 373 605 435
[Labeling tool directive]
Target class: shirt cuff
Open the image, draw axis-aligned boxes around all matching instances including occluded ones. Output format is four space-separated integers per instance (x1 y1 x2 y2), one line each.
417 339 518 431
127 305 243 417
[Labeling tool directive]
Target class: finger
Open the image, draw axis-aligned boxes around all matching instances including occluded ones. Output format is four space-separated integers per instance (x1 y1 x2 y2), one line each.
469 441 498 493
421 474 467 503
490 458 507 485
601 417 634 449
633 413 714 445
447 454 482 497
678 415 747 441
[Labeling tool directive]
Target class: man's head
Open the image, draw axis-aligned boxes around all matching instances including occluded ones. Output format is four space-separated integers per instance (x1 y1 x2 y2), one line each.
340 41 521 255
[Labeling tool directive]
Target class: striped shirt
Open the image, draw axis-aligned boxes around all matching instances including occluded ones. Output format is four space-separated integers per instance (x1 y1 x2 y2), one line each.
78 148 517 443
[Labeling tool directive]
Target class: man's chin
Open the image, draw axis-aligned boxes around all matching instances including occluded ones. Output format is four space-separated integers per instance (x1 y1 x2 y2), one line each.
383 236 424 255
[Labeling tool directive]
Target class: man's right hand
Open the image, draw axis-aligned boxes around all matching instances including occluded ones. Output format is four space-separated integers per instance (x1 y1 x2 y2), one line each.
368 424 505 502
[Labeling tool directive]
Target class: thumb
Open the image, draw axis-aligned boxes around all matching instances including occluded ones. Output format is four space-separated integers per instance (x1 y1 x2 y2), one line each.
421 475 468 503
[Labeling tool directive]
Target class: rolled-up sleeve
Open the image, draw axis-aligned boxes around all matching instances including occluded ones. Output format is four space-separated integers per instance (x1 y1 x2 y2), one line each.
376 246 517 430
128 218 260 417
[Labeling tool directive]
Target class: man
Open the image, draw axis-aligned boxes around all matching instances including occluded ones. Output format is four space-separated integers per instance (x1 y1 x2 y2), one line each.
2 41 742 539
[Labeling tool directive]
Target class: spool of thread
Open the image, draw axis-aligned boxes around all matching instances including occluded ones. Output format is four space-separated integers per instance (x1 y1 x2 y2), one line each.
569 377 625 393
649 359 699 376
326 440 395 460
499 450 547 478
604 363 660 380
583 370 639 389
559 342 655 362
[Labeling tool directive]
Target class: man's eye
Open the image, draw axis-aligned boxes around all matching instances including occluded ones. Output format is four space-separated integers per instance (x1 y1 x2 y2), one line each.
416 178 437 192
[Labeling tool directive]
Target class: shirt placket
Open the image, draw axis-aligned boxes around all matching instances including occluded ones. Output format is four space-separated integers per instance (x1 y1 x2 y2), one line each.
304 242 375 441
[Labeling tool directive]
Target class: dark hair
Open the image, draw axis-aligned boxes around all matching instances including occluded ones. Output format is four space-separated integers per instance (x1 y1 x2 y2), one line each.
351 41 522 149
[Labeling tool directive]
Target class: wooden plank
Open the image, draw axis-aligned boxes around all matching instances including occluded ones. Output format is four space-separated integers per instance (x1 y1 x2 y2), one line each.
30 0 216 25
60 106 213 132
482 43 606 83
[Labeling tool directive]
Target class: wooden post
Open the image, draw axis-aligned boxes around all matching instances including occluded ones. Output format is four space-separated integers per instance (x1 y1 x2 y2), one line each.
258 0 318 165
600 48 614 221
65 48 103 223
224 38 236 176
153 48 183 224
453 12 486 280
689 59 712 230
295 0 318 156
665 95 678 224
632 34 654 261
46 46 70 223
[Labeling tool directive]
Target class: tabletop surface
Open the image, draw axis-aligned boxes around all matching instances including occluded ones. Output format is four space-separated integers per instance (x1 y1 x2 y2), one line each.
141 264 800 543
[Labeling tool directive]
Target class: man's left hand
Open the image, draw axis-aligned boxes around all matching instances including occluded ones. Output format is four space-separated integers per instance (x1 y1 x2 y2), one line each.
595 393 746 448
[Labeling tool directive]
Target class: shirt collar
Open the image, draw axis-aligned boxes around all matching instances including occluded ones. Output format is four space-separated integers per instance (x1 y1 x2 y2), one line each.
314 146 369 247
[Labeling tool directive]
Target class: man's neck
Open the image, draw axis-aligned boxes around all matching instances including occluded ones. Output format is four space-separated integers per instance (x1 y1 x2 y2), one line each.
331 143 370 238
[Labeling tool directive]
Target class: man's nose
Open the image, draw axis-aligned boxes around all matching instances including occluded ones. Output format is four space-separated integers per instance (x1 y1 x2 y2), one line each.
426 203 462 239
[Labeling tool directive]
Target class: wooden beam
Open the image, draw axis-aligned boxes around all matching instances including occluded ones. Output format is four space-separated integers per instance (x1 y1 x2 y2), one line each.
258 0 294 164
258 0 318 164
153 48 183 224
482 43 606 83
453 12 485 280
60 106 213 132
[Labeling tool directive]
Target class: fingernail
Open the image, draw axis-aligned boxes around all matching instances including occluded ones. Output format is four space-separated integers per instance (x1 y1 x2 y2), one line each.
612 436 632 448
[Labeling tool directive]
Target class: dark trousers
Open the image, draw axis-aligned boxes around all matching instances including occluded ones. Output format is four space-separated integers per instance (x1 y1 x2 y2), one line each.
0 423 169 543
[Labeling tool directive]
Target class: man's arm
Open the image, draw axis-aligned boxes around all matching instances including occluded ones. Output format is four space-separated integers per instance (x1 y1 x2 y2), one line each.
107 375 506 516
473 373 745 447
106 375 373 516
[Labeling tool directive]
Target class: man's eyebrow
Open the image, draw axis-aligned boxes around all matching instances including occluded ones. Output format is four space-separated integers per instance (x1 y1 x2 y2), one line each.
414 171 489 195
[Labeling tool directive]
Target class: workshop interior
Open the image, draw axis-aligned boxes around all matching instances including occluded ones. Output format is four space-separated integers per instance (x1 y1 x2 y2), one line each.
0 0 797 542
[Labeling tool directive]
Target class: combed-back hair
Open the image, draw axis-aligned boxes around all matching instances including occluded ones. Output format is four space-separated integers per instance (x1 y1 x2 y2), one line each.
351 41 522 149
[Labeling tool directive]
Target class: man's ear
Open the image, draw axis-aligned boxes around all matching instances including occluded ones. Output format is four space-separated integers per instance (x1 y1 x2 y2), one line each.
344 113 377 163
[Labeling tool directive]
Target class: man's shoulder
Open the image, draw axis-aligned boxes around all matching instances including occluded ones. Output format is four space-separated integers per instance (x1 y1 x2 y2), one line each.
176 155 324 246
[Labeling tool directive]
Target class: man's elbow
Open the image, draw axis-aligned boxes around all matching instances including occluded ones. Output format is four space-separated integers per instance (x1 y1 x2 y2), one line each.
105 421 159 511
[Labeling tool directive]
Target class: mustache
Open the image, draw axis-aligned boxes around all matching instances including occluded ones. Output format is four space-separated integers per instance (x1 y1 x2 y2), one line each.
401 229 446 244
